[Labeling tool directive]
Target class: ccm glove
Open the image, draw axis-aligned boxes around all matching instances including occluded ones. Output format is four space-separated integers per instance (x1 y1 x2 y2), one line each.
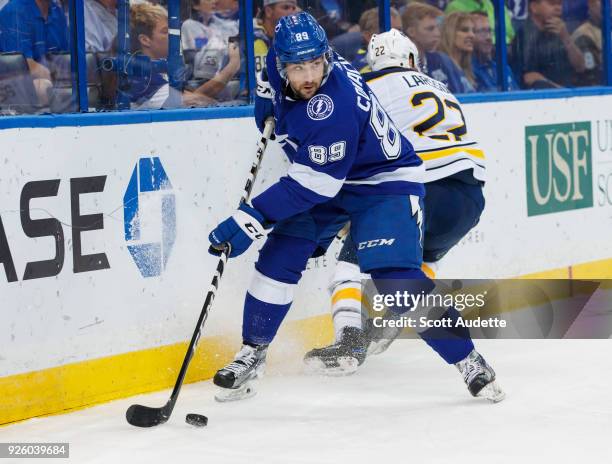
254 70 275 137
208 203 269 258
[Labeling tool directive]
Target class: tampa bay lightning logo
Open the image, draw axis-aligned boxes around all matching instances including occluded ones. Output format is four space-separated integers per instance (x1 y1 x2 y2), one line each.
307 94 334 121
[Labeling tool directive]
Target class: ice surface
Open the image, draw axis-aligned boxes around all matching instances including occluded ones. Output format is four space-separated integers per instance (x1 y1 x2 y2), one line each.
1 339 610 463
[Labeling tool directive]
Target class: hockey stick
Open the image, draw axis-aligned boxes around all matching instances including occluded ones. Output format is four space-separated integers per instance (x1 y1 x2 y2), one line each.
126 118 276 427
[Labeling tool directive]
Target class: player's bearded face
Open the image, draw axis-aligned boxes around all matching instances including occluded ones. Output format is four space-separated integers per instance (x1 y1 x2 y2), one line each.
285 57 325 99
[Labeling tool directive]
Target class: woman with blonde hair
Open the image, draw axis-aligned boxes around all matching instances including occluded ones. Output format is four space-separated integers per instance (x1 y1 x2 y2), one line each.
127 2 240 109
439 11 476 93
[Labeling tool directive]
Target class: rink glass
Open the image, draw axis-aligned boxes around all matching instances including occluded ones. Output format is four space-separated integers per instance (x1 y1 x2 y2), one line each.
511 0 607 90
0 0 76 115
97 0 249 110
1 0 612 118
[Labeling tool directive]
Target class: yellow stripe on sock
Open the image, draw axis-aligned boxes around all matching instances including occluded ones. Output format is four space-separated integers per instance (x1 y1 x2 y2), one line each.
332 287 375 314
419 147 485 161
422 263 437 279
331 288 362 306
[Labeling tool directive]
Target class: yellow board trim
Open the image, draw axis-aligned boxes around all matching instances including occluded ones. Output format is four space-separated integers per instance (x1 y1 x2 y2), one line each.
2 257 611 426
0 314 333 427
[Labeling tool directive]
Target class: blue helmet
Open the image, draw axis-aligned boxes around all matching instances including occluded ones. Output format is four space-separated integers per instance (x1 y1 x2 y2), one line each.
274 12 332 75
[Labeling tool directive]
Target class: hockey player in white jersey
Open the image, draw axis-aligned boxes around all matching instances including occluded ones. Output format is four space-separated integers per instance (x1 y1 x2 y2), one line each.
304 29 503 402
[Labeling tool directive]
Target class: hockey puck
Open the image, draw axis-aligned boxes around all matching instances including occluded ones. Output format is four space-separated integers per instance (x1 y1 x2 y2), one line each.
186 413 208 427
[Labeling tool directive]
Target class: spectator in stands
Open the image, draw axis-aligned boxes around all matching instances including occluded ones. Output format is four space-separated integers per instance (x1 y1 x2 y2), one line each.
181 0 241 99
214 0 239 39
513 0 585 88
412 1 451 11
401 0 451 12
297 0 363 39
253 0 297 73
84 0 117 52
439 12 477 92
572 0 604 86
128 2 239 109
216 0 238 19
402 2 468 94
445 0 516 44
326 0 376 62
0 0 69 105
507 0 529 32
563 0 589 32
471 11 519 91
351 7 403 73
345 0 377 23
181 0 219 51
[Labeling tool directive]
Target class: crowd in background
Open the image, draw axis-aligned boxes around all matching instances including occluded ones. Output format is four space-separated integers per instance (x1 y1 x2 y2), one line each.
0 0 608 113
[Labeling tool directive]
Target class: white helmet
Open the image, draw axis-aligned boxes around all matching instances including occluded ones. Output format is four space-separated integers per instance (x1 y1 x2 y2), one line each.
367 28 420 72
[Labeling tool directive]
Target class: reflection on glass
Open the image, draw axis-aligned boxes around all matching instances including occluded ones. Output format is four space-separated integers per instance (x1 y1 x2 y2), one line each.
0 0 71 114
1 0 611 116
84 0 118 53
297 0 377 66
511 0 597 89
445 0 515 45
182 0 244 107
253 0 299 73
471 11 519 92
89 0 245 111
401 3 471 94
439 11 477 93
571 0 606 86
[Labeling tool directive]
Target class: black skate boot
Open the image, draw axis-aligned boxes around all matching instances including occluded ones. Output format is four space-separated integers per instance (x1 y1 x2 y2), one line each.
455 350 505 403
213 343 268 402
303 327 367 376
364 311 404 356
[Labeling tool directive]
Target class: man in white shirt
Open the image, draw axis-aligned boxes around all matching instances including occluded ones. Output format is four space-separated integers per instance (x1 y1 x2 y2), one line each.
84 0 117 52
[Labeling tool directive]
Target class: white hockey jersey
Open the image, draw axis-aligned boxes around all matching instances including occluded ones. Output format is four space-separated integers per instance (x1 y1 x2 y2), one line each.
364 68 486 183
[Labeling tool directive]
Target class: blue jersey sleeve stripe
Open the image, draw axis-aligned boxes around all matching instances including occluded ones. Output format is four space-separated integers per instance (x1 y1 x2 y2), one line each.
345 166 425 185
288 162 345 198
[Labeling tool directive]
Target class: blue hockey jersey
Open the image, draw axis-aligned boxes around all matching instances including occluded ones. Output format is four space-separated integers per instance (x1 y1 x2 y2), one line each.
251 50 425 223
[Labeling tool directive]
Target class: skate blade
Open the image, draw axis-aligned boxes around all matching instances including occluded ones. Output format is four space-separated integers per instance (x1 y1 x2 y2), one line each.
214 382 257 402
303 356 359 376
367 339 393 357
477 381 506 403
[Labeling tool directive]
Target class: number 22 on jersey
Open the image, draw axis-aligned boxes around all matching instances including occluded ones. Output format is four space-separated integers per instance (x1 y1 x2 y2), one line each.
410 91 468 142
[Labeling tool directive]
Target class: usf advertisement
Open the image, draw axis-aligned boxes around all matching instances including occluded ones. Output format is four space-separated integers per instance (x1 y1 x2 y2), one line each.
525 122 593 216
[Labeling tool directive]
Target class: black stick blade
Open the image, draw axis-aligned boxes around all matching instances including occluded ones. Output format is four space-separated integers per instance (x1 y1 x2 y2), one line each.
126 404 169 427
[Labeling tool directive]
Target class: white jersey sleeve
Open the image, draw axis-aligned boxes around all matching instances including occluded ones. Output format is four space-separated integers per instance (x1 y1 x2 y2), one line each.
366 70 485 183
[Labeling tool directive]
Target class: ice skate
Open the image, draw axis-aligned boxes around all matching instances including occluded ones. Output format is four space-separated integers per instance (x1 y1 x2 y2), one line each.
304 327 367 376
364 312 404 356
455 350 505 403
214 344 268 402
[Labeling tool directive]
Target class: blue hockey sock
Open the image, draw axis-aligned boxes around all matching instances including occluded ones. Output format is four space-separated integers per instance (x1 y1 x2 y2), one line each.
242 292 292 346
370 267 435 314
418 306 474 364
370 268 473 364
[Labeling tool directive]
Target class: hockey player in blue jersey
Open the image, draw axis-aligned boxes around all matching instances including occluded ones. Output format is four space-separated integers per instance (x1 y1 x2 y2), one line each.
303 29 503 402
208 13 502 402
